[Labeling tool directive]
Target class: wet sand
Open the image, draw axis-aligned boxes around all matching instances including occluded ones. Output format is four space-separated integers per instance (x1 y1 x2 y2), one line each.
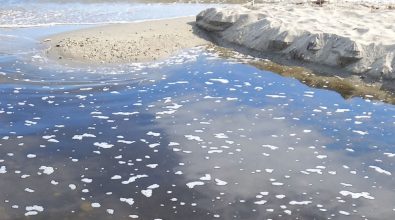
45 17 210 65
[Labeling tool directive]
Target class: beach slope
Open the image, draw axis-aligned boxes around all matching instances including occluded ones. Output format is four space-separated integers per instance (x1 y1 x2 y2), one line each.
196 3 395 88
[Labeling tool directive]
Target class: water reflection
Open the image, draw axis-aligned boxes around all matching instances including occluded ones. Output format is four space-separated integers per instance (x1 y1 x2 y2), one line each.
148 57 395 219
0 47 395 219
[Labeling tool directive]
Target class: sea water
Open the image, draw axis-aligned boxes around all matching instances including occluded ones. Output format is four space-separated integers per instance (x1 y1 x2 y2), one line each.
1 1 395 220
0 1 223 28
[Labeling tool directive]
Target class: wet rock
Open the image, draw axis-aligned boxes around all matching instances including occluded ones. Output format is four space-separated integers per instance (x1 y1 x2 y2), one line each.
381 52 395 79
268 39 291 51
289 48 305 60
307 34 323 52
338 42 363 67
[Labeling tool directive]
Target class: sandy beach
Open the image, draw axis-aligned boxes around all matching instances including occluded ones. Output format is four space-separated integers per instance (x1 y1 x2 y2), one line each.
196 2 395 89
45 17 210 65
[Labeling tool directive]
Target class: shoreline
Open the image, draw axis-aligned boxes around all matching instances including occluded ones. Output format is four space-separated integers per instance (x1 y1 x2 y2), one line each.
40 4 395 100
196 3 395 91
44 17 211 65
209 45 395 104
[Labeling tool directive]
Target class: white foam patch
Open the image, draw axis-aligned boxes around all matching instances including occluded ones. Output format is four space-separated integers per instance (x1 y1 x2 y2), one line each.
169 142 180 146
120 198 134 206
81 178 93 183
208 150 223 154
25 188 35 193
147 131 160 137
91 203 101 208
289 201 312 205
25 211 38 216
146 164 158 168
39 166 54 175
141 189 152 197
266 94 286 98
369 165 391 175
111 175 122 180
305 168 323 175
47 138 59 143
166 103 182 110
25 205 44 216
184 135 203 142
276 195 286 199
272 182 284 186
384 153 395 157
261 145 278 150
316 155 327 159
168 81 189 84
69 184 76 190
214 133 228 139
148 184 159 189
353 130 369 135
112 112 139 116
254 200 267 205
339 191 375 200
42 135 55 139
210 78 229 84
92 115 109 119
339 210 350 215
149 143 160 148
265 169 274 173
0 166 6 174
122 174 148 184
72 133 96 140
94 142 114 149
199 174 211 181
215 178 228 186
186 181 205 188
335 109 350 113
156 110 177 115
117 140 135 144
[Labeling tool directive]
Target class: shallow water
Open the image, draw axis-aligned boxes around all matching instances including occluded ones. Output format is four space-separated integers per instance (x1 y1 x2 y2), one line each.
1 3 395 220
0 1 220 27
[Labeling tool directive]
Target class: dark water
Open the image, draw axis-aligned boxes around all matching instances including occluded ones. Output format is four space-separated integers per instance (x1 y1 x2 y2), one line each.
1 3 395 220
1 44 395 219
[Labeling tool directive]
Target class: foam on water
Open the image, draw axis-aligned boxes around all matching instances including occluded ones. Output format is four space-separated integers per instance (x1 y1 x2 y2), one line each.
0 2 219 27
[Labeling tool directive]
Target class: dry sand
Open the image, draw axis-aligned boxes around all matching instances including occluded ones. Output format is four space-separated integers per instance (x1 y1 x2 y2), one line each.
45 17 210 65
196 3 395 88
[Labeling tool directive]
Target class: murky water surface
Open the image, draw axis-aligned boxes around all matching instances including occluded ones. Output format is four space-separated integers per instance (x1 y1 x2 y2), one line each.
1 2 395 220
